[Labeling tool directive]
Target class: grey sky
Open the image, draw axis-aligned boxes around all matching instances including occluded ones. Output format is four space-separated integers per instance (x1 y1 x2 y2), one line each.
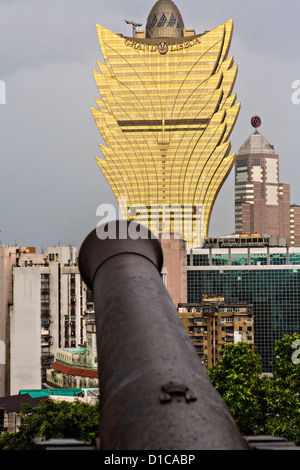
0 0 299 250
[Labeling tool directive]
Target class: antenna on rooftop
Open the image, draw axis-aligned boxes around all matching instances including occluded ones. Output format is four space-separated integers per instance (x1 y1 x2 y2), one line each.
125 20 142 37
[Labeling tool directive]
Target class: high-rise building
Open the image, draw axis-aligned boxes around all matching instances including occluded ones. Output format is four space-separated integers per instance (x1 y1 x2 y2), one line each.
187 237 300 371
92 0 240 247
235 118 300 246
10 247 88 395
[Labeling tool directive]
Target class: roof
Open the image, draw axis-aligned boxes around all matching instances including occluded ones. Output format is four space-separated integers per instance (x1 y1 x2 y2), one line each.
0 394 46 413
63 347 87 354
146 0 184 39
51 362 98 378
19 388 83 398
238 130 276 155
49 395 98 405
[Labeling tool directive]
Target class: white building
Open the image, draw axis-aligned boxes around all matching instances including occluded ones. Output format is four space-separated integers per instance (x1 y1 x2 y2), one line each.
0 246 37 397
10 247 87 395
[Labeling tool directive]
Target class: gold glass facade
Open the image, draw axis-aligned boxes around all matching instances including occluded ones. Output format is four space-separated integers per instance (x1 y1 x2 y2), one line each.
92 1 240 247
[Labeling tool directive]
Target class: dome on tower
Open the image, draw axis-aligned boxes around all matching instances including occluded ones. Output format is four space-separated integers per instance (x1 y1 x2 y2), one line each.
146 0 184 39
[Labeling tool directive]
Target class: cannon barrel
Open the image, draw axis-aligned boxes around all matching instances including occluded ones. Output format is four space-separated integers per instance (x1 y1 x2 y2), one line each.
78 221 249 450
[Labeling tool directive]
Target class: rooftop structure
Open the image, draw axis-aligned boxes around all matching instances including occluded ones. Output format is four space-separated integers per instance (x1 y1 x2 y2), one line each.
145 0 184 38
202 234 288 248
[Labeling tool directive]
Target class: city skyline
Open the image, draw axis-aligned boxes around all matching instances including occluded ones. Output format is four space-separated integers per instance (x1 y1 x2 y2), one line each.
1 0 300 250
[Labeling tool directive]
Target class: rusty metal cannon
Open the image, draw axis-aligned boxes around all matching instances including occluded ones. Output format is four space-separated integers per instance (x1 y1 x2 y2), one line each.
78 220 249 450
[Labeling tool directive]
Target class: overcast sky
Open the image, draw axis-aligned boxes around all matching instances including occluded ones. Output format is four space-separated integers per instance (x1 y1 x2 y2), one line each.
1 0 300 250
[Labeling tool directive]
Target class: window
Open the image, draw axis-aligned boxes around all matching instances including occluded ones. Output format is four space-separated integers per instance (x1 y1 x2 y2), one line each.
157 13 167 27
252 157 261 166
167 14 176 27
212 254 229 266
270 253 286 265
250 254 267 266
236 159 247 168
149 14 157 29
289 253 300 265
193 254 209 266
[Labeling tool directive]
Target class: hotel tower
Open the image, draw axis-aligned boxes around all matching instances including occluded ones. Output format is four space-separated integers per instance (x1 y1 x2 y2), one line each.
92 0 240 247
235 118 300 246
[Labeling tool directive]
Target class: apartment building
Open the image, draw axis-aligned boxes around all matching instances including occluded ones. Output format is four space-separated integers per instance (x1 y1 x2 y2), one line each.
10 247 87 395
178 296 254 368
0 246 39 396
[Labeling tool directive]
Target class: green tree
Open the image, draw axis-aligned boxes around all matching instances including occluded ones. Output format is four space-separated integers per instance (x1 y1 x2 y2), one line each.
208 337 300 444
0 397 100 450
262 333 300 444
273 332 300 388
208 342 267 435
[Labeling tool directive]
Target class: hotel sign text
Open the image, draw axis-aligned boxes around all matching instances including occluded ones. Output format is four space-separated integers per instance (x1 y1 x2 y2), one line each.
125 37 201 54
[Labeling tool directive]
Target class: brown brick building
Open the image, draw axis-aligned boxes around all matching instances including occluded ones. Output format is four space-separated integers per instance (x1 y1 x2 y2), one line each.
178 295 254 368
235 126 300 246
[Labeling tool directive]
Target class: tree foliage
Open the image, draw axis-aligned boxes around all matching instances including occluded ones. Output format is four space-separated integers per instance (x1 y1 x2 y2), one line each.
0 397 100 450
208 334 300 444
2 335 300 449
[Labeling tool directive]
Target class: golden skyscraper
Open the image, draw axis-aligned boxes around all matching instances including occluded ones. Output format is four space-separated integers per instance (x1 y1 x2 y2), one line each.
92 0 240 247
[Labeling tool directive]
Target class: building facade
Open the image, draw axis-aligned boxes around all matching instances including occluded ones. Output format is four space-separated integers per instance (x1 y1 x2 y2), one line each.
188 238 300 371
92 0 240 247
160 234 187 306
178 295 253 368
290 205 300 246
46 301 98 389
10 247 88 395
235 124 300 246
0 246 36 396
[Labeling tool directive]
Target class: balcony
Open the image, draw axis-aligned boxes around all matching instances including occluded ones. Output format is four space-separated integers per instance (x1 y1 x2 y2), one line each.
224 335 234 342
41 355 54 364
193 338 203 345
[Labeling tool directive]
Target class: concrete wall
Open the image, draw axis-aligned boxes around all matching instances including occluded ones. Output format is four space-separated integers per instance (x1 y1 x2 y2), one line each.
0 247 27 397
10 268 42 395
